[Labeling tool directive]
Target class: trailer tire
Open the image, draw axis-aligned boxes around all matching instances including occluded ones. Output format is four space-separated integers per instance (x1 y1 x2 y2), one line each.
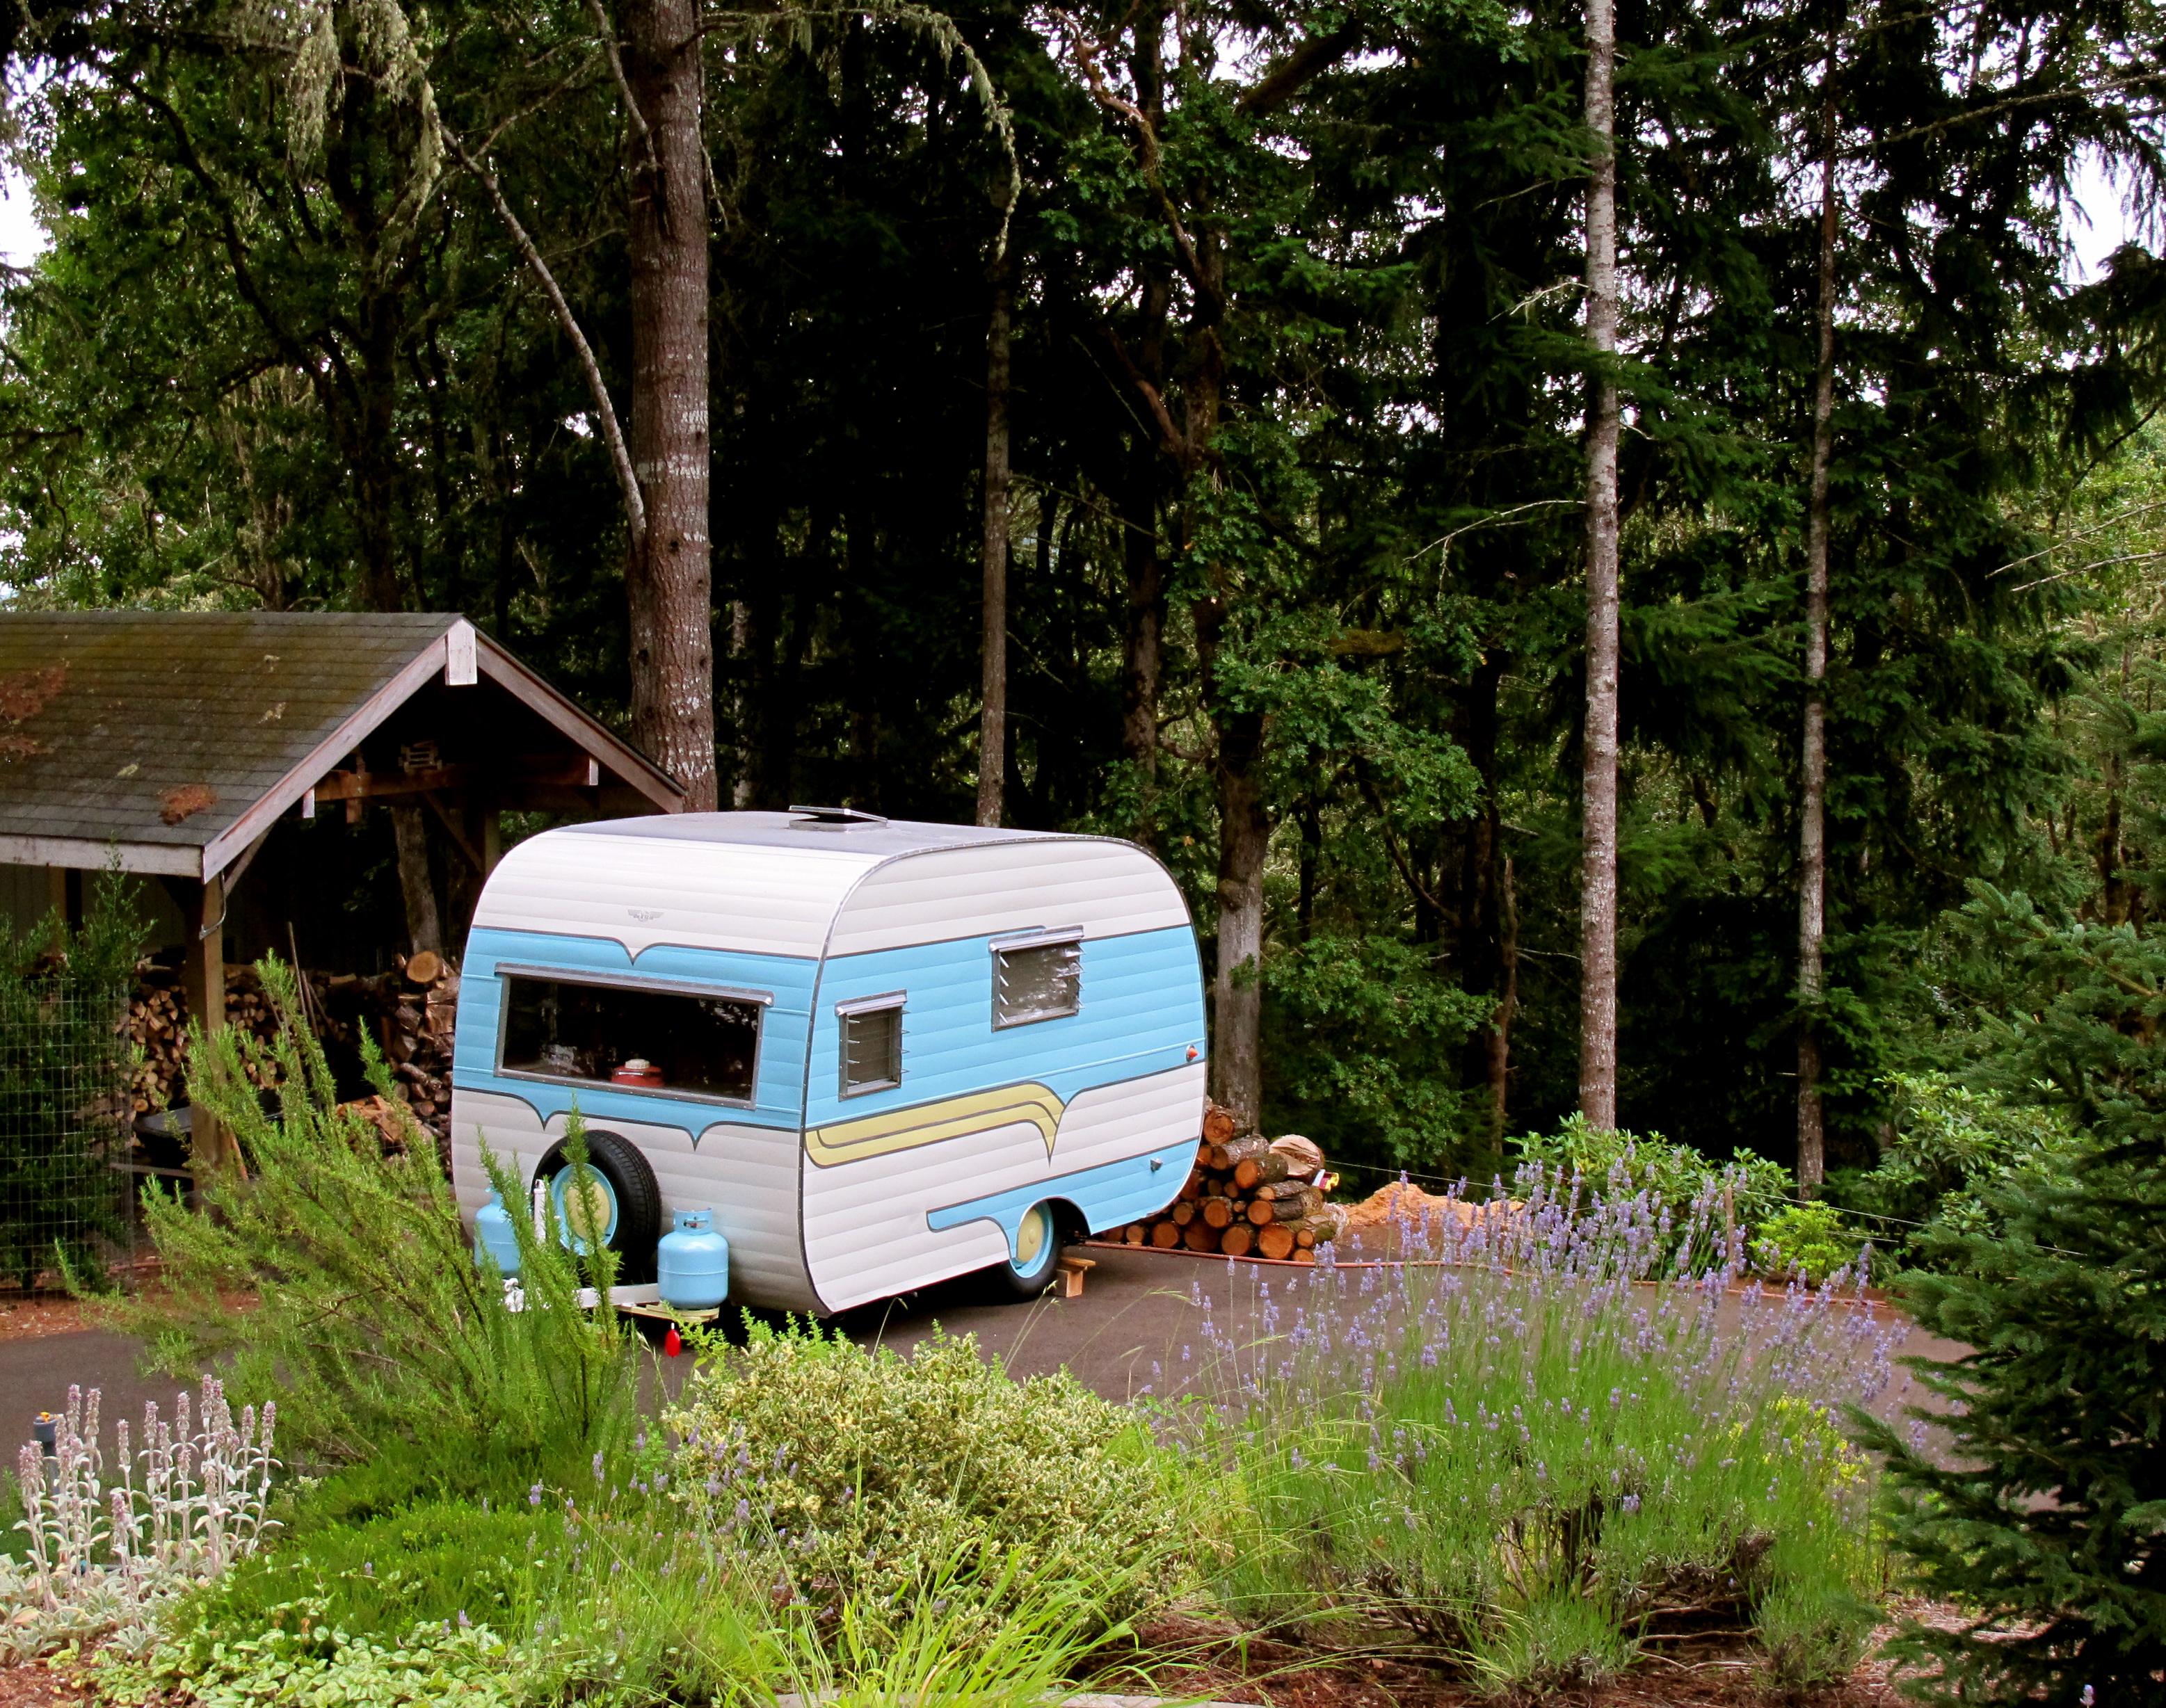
989 1200 1064 1299
533 1130 663 1284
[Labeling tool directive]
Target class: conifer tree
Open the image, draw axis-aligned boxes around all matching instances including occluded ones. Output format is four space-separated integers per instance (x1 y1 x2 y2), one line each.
1856 894 2166 1705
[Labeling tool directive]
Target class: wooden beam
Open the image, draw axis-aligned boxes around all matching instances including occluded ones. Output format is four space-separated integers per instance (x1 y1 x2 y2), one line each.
419 789 488 873
179 876 234 1174
0 837 198 877
472 633 682 809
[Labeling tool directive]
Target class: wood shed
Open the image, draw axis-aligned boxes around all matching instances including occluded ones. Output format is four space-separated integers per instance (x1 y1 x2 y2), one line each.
0 611 684 1167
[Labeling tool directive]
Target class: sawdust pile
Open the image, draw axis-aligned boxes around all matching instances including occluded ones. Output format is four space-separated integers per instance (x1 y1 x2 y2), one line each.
1344 1179 1521 1232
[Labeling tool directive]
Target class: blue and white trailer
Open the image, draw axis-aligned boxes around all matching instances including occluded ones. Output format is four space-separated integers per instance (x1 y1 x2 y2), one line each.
449 808 1208 1311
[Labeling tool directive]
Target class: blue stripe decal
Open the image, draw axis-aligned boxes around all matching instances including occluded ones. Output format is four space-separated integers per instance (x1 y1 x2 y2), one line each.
926 1141 1192 1246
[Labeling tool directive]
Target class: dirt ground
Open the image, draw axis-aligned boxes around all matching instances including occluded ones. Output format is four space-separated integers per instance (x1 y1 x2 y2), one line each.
1082 1606 1947 1708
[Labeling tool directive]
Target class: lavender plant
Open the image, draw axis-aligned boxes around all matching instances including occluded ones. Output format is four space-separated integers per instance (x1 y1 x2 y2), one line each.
1 1377 278 1660
1172 1161 1898 1693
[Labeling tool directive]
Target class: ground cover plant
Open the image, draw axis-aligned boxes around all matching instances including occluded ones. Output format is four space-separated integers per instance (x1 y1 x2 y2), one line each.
1167 1159 1898 1695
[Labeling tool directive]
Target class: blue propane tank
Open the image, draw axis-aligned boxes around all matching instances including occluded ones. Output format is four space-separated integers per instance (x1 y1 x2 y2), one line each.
658 1209 730 1310
474 1190 522 1276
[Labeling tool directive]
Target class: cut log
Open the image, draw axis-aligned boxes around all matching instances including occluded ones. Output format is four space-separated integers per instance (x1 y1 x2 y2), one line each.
1233 1151 1290 1191
1123 1224 1147 1246
1178 1171 1204 1201
1257 1223 1297 1261
1219 1223 1255 1258
1201 1198 1235 1230
1212 1134 1269 1173
1171 1201 1196 1227
404 950 444 986
1249 1194 1311 1226
1292 1249 1316 1265
1201 1104 1240 1145
1182 1220 1217 1252
1150 1220 1182 1249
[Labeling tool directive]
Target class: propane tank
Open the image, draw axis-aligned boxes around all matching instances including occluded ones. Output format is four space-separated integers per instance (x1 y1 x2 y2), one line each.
657 1208 729 1310
474 1189 522 1276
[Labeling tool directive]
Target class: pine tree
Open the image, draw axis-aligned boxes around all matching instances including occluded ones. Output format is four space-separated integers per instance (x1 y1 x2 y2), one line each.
1856 894 2166 1705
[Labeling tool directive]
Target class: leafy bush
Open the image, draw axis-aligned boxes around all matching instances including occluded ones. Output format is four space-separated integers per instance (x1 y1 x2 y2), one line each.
1752 1200 1868 1285
1178 1161 1887 1693
107 956 637 1473
1515 1113 1793 1274
1827 1070 2087 1267
666 1316 1180 1638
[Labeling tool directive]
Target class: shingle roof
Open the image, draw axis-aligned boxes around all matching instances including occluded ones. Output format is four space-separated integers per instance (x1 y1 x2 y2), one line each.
0 611 677 879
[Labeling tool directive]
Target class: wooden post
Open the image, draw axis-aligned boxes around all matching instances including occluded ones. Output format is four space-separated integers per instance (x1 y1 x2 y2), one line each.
180 876 232 1173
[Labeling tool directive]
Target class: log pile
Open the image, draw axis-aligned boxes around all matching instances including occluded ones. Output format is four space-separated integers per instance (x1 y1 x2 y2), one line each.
125 952 458 1154
1118 1104 1346 1262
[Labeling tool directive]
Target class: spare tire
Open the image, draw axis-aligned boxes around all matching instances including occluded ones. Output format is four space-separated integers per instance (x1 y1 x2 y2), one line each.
532 1129 663 1284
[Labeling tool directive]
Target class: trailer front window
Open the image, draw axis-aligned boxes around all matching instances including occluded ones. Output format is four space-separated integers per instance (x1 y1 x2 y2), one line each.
499 974 762 1104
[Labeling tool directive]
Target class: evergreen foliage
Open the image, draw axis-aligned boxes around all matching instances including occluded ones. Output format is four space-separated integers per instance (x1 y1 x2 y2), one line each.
112 956 639 1470
1 0 2165 1180
0 869 140 1288
1857 896 2166 1705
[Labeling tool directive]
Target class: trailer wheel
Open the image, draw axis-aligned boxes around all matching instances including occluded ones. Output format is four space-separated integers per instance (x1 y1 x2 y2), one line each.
533 1129 662 1284
990 1200 1063 1299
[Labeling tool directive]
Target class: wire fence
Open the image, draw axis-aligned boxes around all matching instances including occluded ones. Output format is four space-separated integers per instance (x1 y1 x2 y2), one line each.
0 977 133 1291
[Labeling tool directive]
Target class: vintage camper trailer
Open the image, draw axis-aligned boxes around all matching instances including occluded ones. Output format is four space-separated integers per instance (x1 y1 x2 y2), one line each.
449 809 1209 1312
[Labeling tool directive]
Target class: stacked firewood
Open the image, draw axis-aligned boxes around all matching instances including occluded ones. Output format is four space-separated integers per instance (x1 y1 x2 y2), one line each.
321 951 458 1147
125 953 458 1151
125 965 191 1115
1119 1104 1346 1262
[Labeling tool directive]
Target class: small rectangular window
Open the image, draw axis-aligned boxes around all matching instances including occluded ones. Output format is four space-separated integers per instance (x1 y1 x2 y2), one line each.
499 972 764 1104
992 931 1082 1029
838 995 904 1097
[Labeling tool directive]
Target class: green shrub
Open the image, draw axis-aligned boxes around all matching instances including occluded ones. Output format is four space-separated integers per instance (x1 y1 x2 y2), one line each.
1752 1200 1868 1285
665 1316 1181 1639
108 956 639 1473
1827 1070 2088 1268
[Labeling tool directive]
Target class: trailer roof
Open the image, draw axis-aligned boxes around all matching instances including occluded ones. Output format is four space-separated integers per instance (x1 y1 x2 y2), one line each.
0 611 682 882
565 811 1077 859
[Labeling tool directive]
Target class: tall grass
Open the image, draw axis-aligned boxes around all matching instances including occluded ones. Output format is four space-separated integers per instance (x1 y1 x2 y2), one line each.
1170 1161 1900 1693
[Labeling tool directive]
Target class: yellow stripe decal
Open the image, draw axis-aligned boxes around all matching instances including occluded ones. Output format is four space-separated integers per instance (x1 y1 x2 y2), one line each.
805 1082 1066 1168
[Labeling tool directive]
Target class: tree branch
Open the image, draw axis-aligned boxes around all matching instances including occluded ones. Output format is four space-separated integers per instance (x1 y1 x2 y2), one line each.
439 121 647 547
1237 22 1362 118
586 0 665 195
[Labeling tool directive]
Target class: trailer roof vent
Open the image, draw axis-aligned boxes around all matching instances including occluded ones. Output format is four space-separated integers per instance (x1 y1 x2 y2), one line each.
787 804 890 831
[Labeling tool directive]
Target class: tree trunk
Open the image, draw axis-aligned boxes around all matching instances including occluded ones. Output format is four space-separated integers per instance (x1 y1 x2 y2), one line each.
1798 78 1838 1195
1208 609 1269 1125
624 0 716 810
1489 854 1518 1147
1578 0 1622 1130
977 259 1012 827
390 803 443 953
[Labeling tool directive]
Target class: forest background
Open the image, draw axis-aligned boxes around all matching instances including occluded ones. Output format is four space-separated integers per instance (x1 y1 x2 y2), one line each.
1 0 2165 1193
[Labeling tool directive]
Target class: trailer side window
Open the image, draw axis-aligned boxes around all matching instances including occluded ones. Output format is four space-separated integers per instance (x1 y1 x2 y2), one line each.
991 933 1082 1029
500 974 762 1104
837 995 904 1097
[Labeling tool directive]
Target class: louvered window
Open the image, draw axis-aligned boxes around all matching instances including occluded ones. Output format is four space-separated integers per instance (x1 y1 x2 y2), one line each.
991 931 1083 1029
837 995 904 1096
